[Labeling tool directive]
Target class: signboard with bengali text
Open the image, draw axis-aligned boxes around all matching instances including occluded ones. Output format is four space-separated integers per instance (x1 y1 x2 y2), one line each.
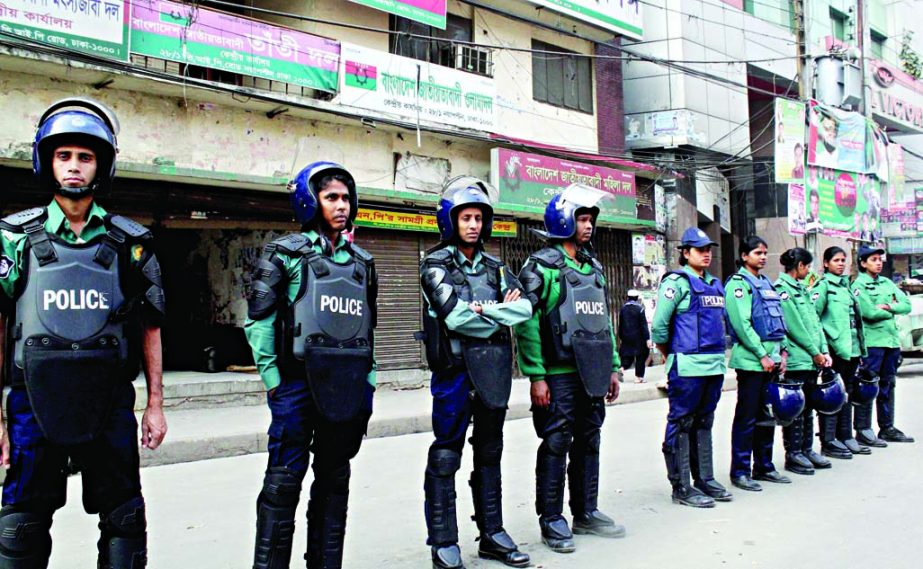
348 0 446 29
356 206 516 237
526 0 642 40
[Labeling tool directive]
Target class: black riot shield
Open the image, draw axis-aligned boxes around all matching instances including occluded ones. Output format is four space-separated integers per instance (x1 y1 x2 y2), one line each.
304 337 372 423
571 330 614 398
23 337 122 445
461 335 513 410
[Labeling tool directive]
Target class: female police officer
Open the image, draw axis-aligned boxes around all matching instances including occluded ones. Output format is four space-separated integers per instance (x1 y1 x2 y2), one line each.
812 246 867 459
775 248 832 476
852 245 914 444
652 228 732 508
725 236 790 491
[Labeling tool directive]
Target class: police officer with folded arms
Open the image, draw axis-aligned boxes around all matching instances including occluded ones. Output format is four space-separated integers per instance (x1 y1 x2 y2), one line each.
418 177 532 569
651 228 733 508
515 184 624 554
724 236 790 491
245 162 378 569
852 245 914 444
774 248 832 476
812 246 868 459
0 98 167 568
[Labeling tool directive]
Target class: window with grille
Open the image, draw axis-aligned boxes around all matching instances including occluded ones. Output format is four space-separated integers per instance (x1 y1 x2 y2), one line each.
389 14 492 77
531 40 593 114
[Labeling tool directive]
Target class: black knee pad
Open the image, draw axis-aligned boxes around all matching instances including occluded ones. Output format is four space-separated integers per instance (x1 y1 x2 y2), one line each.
473 436 503 466
696 412 715 431
0 508 51 558
312 463 351 496
585 431 601 454
101 497 147 538
427 448 462 477
677 415 695 432
544 430 573 456
261 467 302 508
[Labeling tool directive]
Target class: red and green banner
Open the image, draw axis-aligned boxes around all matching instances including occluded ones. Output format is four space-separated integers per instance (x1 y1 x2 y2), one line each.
348 0 446 29
130 0 341 92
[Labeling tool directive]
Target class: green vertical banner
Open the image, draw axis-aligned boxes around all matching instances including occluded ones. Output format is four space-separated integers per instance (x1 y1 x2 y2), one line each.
774 98 806 183
348 0 447 29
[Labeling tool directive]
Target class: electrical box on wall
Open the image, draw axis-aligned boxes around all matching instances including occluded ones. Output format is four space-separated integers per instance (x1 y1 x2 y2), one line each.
814 56 863 110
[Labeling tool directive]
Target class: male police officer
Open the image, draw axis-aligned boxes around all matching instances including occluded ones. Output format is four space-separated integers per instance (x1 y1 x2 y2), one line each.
245 162 377 569
852 245 914 444
515 184 624 554
0 98 167 568
419 176 532 569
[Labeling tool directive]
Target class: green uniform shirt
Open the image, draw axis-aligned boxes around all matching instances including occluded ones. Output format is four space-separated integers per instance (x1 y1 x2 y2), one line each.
514 244 621 383
851 272 911 349
423 245 532 336
244 231 377 391
725 267 784 371
775 273 828 371
812 272 866 359
651 266 727 377
1 199 151 305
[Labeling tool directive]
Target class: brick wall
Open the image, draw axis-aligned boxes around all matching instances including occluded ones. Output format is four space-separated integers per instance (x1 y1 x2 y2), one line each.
596 38 625 156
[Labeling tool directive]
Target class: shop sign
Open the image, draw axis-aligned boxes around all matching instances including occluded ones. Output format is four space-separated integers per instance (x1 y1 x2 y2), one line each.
348 0 446 29
356 206 517 237
525 0 642 40
625 109 708 149
0 0 129 61
490 148 640 224
130 0 341 92
868 60 923 134
338 42 496 131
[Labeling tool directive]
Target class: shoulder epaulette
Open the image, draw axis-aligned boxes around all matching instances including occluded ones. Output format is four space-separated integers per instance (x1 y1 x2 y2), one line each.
0 207 46 231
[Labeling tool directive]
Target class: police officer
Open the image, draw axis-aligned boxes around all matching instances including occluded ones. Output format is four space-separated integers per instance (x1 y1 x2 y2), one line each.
419 177 532 569
775 248 832 476
245 162 377 569
725 236 790 491
0 98 167 568
812 246 867 459
852 245 914 444
515 184 624 554
651 228 733 508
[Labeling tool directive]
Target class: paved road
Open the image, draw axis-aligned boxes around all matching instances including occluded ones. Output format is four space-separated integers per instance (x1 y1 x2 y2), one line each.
50 378 922 569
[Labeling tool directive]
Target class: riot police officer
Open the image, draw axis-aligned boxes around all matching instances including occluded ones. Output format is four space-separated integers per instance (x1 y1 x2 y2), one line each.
245 162 378 569
852 245 914 444
0 98 167 568
651 228 733 508
515 184 624 554
725 236 790 491
419 177 532 569
775 248 832 475
813 246 868 459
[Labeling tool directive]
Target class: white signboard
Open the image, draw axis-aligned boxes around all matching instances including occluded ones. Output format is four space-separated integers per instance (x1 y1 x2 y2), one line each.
338 43 496 132
0 0 129 60
527 0 642 40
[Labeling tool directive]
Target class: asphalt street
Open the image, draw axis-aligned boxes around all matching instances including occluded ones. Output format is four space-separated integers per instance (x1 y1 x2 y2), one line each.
49 377 922 569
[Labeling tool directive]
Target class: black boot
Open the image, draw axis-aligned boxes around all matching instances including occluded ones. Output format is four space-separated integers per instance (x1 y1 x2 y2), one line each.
854 402 887 447
569 453 626 538
782 413 814 475
837 405 871 455
254 468 302 569
690 427 733 502
470 466 529 568
425 449 463 569
664 433 715 508
801 410 831 469
536 448 574 553
819 412 851 459
878 383 915 443
305 465 350 569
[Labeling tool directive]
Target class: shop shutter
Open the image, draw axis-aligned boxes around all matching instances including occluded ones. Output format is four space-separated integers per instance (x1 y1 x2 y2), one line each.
360 230 425 369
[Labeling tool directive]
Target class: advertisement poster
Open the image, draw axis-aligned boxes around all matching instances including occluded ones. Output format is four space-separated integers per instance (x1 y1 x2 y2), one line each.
807 100 877 174
774 99 806 183
491 148 639 223
0 0 130 60
631 233 665 266
130 0 341 91
788 184 806 235
804 166 882 240
339 42 496 131
348 0 446 29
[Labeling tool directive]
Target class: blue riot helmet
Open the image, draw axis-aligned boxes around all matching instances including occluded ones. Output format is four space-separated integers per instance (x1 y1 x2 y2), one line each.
435 175 496 242
850 367 880 406
33 97 120 197
765 375 806 427
539 183 609 239
811 367 848 415
289 161 358 228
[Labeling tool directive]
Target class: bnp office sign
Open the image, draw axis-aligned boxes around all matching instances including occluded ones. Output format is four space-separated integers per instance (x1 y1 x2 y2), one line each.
490 148 641 225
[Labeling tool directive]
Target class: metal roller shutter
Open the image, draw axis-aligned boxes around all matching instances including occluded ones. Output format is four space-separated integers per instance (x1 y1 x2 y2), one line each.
359 230 425 370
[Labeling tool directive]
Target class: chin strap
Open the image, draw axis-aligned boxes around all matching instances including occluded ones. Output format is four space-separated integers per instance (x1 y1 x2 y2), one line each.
56 182 96 198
